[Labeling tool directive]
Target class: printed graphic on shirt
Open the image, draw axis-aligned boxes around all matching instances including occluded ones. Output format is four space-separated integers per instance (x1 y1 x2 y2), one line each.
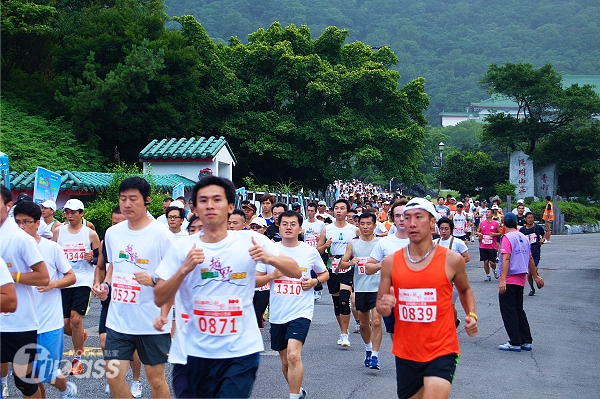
195 257 247 287
116 244 149 269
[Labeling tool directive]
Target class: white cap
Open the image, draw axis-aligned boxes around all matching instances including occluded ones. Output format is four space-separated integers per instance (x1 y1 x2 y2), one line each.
63 199 84 211
170 201 185 209
404 197 440 220
41 200 56 211
250 218 267 228
492 204 499 210
517 199 525 204
457 201 464 206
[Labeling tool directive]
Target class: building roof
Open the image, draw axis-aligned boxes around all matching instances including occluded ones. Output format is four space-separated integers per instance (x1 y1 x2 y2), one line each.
9 171 196 194
139 136 237 164
471 95 519 109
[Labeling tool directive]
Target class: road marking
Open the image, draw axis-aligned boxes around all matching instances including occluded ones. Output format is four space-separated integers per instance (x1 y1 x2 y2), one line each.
63 347 103 357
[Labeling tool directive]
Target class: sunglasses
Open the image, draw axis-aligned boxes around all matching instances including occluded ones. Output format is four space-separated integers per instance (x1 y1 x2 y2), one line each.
250 225 263 230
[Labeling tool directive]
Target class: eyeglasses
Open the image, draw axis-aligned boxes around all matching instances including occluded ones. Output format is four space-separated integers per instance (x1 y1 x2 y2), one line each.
15 219 36 226
167 216 182 220
457 205 464 208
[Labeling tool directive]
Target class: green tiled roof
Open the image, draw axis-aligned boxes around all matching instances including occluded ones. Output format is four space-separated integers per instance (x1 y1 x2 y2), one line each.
139 136 237 164
9 171 196 193
471 95 518 108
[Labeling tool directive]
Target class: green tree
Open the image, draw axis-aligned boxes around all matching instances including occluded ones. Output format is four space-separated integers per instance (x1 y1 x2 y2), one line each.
436 151 506 198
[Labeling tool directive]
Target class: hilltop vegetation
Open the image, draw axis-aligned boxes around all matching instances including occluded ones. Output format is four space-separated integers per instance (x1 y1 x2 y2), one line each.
165 0 600 123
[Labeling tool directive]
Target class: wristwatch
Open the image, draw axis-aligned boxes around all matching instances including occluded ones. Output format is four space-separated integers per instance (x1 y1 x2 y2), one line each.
315 277 323 290
152 275 160 286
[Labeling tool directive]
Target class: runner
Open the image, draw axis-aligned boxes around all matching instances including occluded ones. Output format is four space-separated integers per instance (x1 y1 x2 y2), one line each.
477 208 501 282
266 203 287 242
302 203 325 302
95 177 175 398
497 213 545 352
317 199 358 347
153 176 300 398
435 197 450 219
376 197 478 399
40 200 60 238
519 212 546 296
0 185 50 399
256 210 328 399
55 198 101 375
340 212 383 369
452 202 469 244
156 197 173 227
166 205 189 239
366 198 410 339
13 200 78 398
258 194 276 226
228 209 247 231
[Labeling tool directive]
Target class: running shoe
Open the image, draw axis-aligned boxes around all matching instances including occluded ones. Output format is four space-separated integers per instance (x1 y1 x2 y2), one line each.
364 351 372 367
545 240 551 244
105 384 110 395
340 334 350 347
369 356 380 370
337 333 343 345
69 358 83 375
528 289 536 296
353 323 360 333
484 275 492 282
521 343 532 351
58 381 77 398
130 380 142 398
493 270 499 279
2 381 8 398
498 342 521 352
299 387 307 399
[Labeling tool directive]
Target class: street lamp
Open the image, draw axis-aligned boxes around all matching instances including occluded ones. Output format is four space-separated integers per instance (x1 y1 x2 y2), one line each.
437 142 445 196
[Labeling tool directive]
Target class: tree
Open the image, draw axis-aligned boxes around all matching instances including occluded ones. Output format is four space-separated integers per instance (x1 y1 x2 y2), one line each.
436 151 507 198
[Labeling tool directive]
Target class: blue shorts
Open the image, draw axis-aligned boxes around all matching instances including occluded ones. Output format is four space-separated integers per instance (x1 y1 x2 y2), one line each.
270 317 311 351
186 352 260 398
34 328 64 383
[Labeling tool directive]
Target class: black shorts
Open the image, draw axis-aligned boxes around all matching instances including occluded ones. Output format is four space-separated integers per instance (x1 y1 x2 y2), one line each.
0 330 38 364
172 363 194 398
98 285 111 334
454 235 468 242
479 248 497 262
186 353 260 398
104 328 170 366
270 317 311 351
396 353 460 399
61 286 91 317
355 292 377 312
327 269 353 294
253 290 270 329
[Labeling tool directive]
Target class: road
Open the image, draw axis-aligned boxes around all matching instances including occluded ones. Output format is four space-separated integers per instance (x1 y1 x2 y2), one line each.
4 233 599 398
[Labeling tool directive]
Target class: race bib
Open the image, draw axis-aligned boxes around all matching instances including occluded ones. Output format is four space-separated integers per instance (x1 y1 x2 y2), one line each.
357 257 368 275
274 279 302 296
482 234 493 245
305 236 318 248
397 288 437 323
330 257 341 273
193 296 242 336
112 272 141 305
454 226 465 235
528 234 537 244
258 281 271 291
62 242 86 261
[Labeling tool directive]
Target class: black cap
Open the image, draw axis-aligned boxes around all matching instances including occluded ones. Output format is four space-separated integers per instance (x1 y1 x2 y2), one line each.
292 202 301 209
16 193 33 203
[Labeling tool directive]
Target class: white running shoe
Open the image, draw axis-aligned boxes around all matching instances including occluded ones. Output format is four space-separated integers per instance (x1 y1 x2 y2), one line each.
340 334 351 347
337 333 343 345
58 382 77 399
105 383 110 395
130 380 142 398
2 382 9 398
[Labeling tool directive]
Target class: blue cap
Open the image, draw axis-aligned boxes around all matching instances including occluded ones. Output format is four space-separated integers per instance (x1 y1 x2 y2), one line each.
503 212 517 223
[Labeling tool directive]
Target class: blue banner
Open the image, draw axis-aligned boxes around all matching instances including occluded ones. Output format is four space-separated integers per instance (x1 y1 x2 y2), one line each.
32 167 61 203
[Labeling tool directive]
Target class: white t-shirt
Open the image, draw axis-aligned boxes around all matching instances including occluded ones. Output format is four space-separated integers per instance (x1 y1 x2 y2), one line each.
375 222 388 236
257 242 326 324
156 214 168 227
155 230 279 359
56 224 94 287
325 223 357 256
0 256 14 286
105 219 174 335
437 237 469 255
369 234 410 261
35 238 72 333
0 219 43 332
452 213 468 237
302 220 325 249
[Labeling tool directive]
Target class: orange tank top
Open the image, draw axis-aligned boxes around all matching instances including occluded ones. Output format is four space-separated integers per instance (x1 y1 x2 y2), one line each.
391 246 460 362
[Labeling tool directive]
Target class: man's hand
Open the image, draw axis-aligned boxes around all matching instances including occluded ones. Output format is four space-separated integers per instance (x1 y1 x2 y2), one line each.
92 283 109 301
153 315 168 332
301 276 315 291
463 315 478 337
37 281 55 293
133 272 153 287
249 237 271 263
181 243 205 274
534 275 544 289
498 277 507 294
377 286 396 317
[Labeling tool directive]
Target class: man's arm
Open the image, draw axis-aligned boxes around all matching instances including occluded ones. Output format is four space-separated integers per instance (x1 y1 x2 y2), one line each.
0 282 17 313
12 261 50 287
317 228 331 255
37 269 76 292
154 243 205 307
461 250 470 263
249 237 301 278
365 256 382 275
528 255 544 288
449 251 478 337
339 241 357 269
375 255 395 317
255 269 283 287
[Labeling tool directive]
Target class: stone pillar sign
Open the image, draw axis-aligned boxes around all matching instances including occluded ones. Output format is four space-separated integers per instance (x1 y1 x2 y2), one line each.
509 151 534 198
535 164 556 198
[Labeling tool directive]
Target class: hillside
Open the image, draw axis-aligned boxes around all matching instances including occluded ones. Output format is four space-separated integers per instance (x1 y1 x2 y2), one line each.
164 0 600 123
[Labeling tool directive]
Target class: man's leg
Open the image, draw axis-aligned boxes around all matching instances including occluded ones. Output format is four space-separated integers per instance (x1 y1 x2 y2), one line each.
499 285 522 346
144 363 170 398
105 360 131 398
130 350 143 397
357 310 372 346
339 285 352 336
69 311 85 356
515 285 532 345
284 340 304 395
413 376 452 399
370 308 383 353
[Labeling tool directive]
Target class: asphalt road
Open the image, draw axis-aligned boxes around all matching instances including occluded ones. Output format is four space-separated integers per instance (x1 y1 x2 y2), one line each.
4 233 599 398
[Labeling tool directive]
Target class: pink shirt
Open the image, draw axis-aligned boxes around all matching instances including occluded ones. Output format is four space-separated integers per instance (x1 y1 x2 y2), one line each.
479 220 499 250
500 236 527 286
